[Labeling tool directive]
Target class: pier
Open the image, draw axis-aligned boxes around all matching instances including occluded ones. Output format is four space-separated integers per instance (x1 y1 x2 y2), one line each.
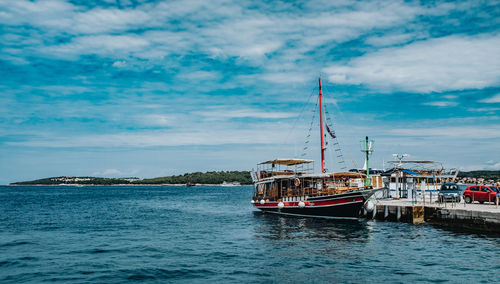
367 199 500 232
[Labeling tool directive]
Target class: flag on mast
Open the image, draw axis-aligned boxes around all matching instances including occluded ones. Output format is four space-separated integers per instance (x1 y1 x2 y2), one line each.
325 124 336 139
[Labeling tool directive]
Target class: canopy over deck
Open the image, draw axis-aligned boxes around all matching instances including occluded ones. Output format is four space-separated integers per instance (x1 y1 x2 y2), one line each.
330 172 366 178
259 158 314 166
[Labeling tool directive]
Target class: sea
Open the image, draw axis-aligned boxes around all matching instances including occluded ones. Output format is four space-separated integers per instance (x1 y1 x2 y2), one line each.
0 185 498 283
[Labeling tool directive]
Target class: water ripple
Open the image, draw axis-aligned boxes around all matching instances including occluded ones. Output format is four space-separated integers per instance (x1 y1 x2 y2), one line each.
0 185 498 283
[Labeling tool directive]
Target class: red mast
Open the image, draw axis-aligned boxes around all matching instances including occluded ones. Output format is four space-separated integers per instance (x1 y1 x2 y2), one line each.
319 77 326 173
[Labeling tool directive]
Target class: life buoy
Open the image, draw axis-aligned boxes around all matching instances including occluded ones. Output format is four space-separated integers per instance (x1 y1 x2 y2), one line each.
294 178 300 187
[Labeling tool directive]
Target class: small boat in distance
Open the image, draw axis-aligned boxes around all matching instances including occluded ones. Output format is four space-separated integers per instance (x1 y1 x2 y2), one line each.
250 77 382 219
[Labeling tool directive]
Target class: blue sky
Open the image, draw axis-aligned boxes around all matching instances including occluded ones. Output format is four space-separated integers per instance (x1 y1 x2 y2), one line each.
1 0 499 184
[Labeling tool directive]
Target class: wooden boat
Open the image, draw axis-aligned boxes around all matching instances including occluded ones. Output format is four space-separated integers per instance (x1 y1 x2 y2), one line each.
251 78 382 219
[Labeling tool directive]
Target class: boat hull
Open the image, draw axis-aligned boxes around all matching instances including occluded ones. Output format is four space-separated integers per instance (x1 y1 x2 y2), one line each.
253 190 374 219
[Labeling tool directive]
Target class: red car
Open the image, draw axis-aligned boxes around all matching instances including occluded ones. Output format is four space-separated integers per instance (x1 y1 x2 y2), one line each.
463 185 498 204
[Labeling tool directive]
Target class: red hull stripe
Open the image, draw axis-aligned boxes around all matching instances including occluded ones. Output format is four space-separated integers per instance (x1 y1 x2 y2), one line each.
254 196 364 208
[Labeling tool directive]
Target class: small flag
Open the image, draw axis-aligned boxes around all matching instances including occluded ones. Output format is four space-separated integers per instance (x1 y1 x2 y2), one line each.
325 124 336 139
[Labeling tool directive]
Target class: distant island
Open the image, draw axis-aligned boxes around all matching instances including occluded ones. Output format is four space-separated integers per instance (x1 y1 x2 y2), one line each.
10 171 253 186
9 170 500 186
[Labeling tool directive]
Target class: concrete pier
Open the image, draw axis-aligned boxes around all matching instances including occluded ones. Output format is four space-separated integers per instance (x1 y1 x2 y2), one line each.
369 199 500 232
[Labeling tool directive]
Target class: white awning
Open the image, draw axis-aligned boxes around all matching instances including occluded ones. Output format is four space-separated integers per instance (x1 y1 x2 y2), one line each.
259 158 314 166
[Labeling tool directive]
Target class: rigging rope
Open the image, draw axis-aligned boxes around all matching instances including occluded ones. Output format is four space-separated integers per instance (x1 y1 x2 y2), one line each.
322 96 348 171
300 95 319 158
322 84 360 171
283 87 317 156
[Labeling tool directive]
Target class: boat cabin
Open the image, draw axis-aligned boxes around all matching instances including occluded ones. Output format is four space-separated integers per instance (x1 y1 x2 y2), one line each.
252 159 369 202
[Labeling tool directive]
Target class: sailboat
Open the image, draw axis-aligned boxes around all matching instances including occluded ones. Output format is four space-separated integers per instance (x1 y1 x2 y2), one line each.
250 77 382 219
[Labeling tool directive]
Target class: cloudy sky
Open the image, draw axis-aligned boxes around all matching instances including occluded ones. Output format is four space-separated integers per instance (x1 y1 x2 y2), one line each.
1 0 499 184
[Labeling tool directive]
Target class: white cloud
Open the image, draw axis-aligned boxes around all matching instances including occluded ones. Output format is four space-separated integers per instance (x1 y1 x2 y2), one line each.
42 35 150 59
0 0 428 64
93 168 122 176
262 72 310 84
470 107 500 112
237 72 310 85
73 8 151 34
195 108 297 120
459 162 500 171
424 101 458 107
5 126 298 148
0 0 152 35
480 93 500 103
112 60 127 68
389 125 500 138
177 71 220 81
365 31 428 47
92 168 138 177
324 35 500 93
0 0 75 27
138 114 174 127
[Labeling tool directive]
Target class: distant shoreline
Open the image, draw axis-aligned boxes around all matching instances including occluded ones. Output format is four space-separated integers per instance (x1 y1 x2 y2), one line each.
7 170 500 186
8 171 253 186
5 184 251 187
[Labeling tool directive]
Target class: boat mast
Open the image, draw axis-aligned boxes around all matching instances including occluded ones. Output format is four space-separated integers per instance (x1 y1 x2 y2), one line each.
365 136 370 185
319 77 326 173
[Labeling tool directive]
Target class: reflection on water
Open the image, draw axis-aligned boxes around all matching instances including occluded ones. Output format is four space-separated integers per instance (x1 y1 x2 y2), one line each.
252 211 371 243
427 223 500 239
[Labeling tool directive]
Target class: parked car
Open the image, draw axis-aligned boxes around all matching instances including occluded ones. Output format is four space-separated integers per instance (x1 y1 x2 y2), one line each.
463 185 498 204
438 183 461 202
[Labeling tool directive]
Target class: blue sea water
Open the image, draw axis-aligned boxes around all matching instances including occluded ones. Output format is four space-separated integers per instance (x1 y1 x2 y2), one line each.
0 185 498 283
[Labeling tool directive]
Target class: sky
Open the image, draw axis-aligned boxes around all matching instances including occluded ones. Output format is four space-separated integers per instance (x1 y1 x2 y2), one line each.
0 0 499 184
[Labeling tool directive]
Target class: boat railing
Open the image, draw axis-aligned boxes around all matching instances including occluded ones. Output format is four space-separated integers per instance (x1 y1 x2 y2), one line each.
254 174 372 201
270 171 296 177
288 184 366 198
257 184 370 201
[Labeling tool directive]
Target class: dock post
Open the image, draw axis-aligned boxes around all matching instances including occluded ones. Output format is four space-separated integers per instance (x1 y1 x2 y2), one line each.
396 206 401 221
372 205 377 219
384 206 388 219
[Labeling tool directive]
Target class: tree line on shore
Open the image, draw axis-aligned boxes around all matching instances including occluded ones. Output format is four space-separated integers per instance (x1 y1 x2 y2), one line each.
10 170 500 186
456 170 500 184
457 170 500 181
10 171 253 185
137 171 252 185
